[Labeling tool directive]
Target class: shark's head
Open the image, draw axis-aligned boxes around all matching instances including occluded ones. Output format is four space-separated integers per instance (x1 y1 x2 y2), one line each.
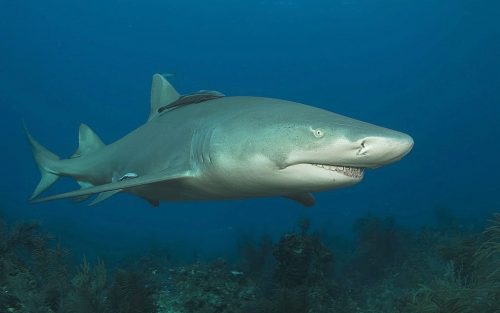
207 98 414 195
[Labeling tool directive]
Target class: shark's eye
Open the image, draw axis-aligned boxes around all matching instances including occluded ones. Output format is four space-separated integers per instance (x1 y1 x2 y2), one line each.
313 128 324 138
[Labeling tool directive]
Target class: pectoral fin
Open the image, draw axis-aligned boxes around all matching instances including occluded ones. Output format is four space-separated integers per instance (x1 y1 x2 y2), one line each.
31 170 195 204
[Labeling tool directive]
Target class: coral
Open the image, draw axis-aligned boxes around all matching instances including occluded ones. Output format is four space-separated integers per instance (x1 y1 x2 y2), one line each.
346 215 408 284
59 256 108 313
269 219 339 313
433 206 462 233
108 268 159 313
236 233 273 278
156 259 257 313
272 232 333 287
1 208 499 313
297 217 311 235
0 219 70 313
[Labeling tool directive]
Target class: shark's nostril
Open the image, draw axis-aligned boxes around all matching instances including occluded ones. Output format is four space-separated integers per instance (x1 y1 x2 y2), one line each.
357 140 368 155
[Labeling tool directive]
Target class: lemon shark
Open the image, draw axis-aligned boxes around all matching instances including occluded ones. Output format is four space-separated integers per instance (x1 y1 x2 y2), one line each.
27 74 413 207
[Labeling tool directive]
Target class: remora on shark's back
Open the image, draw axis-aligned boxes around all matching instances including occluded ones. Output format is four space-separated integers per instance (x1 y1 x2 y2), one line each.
27 74 413 207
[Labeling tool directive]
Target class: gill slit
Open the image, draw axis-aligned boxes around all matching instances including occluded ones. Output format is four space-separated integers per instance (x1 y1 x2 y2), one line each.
190 127 215 171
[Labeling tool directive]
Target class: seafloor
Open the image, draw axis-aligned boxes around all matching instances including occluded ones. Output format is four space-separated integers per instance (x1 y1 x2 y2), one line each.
0 209 499 313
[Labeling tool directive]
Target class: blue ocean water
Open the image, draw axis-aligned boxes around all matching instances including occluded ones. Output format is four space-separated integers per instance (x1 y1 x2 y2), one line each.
1 0 499 264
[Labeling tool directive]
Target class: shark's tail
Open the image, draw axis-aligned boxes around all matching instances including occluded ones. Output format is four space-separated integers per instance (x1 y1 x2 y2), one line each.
24 126 61 200
25 123 107 200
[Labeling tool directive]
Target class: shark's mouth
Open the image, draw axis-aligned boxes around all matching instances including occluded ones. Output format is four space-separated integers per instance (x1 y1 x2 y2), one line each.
311 164 364 179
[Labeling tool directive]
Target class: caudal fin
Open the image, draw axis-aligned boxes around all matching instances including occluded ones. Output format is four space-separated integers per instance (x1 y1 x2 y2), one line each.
24 125 60 199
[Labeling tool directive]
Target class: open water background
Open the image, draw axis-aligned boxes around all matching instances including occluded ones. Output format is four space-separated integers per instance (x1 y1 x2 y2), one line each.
0 0 499 262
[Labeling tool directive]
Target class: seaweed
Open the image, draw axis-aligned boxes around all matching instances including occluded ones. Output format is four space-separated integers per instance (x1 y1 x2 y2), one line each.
475 213 500 278
355 213 500 313
436 236 480 279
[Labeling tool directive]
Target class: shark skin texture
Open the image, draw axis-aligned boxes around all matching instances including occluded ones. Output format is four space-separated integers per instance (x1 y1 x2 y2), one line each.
27 74 414 207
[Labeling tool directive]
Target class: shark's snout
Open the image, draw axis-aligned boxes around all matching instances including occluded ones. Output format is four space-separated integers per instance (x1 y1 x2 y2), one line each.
394 134 414 158
357 133 414 168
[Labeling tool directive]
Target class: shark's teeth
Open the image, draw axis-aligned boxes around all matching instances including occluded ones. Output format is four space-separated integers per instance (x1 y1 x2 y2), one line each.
311 164 364 178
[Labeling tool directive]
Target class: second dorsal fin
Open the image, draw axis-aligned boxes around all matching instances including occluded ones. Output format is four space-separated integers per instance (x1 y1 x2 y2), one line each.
72 124 105 158
148 73 180 121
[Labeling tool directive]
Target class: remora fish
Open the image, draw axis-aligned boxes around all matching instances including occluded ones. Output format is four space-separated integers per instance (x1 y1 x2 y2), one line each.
27 74 413 207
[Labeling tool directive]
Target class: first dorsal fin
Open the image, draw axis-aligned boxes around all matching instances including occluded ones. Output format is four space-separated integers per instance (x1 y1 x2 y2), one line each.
72 124 105 158
149 73 180 121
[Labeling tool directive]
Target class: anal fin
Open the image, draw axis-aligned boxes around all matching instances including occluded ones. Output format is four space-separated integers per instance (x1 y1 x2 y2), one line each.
89 190 122 206
284 193 315 207
142 197 160 207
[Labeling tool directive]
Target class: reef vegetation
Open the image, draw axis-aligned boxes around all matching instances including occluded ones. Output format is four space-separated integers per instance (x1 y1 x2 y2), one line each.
0 209 499 313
